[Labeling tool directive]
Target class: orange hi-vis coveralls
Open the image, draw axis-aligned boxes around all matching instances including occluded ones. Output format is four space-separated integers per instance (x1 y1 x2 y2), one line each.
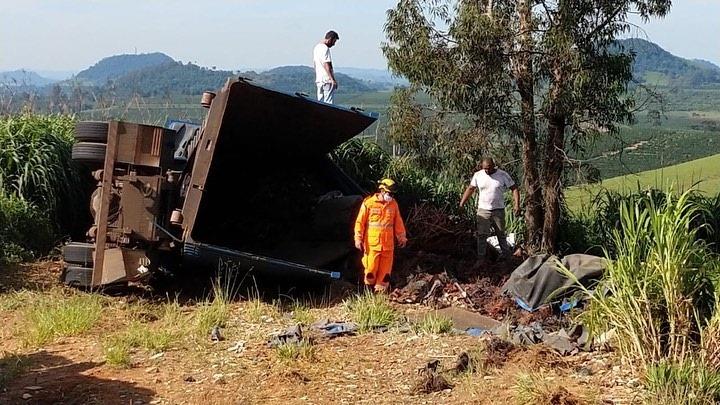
354 194 407 291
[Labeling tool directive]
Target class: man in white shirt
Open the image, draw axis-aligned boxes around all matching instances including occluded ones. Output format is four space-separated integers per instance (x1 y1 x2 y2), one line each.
313 30 339 104
459 158 521 261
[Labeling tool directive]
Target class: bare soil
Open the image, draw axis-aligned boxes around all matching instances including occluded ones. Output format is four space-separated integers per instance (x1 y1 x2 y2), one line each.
0 262 642 404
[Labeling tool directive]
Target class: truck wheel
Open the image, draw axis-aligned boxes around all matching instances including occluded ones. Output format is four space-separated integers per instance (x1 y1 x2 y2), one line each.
60 265 93 288
72 142 106 164
62 243 94 266
75 121 109 142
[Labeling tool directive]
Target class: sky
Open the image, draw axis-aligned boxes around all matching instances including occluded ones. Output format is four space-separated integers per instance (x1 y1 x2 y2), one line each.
1 0 719 75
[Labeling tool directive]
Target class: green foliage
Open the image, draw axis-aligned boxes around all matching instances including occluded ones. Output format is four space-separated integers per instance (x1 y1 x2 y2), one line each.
332 137 465 214
413 312 453 335
343 292 399 333
0 114 88 261
102 320 177 367
102 337 132 367
0 114 79 210
562 190 720 370
331 138 390 191
561 187 720 254
21 293 104 347
274 339 316 362
0 191 53 262
645 360 720 404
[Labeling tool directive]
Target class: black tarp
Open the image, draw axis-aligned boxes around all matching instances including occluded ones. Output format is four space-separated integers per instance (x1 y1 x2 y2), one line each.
501 254 607 311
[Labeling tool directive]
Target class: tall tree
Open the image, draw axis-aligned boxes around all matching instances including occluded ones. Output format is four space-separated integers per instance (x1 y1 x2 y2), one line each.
384 0 546 251
384 0 671 253
535 0 671 251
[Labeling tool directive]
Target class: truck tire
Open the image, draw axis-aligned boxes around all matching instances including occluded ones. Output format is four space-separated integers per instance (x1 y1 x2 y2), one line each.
75 121 109 142
72 142 106 164
62 243 94 266
60 265 93 288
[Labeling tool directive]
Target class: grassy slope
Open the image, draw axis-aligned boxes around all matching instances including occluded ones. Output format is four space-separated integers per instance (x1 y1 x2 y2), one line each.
567 153 720 210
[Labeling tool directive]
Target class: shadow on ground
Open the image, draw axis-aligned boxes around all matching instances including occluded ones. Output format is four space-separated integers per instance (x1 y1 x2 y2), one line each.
0 351 155 405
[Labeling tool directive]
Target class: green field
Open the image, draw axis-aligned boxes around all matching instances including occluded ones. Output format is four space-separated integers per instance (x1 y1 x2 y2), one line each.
567 153 720 210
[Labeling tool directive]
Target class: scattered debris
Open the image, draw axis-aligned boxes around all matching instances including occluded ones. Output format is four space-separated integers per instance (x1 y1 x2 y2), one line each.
492 322 586 355
23 386 42 391
453 352 470 374
22 393 32 400
145 366 159 374
210 325 224 342
390 255 565 329
227 340 246 354
184 375 196 383
311 319 358 338
268 324 303 347
149 352 165 360
414 359 452 394
484 337 516 368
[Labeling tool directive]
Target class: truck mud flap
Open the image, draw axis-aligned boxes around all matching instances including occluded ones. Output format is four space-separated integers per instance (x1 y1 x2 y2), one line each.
182 242 341 280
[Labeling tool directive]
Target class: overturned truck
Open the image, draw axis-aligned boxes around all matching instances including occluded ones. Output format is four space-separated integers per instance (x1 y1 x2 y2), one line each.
61 79 377 287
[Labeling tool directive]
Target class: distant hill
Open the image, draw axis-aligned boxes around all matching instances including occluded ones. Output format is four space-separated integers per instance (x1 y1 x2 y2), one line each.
111 62 233 97
243 65 377 94
106 63 377 97
616 38 720 86
0 70 56 86
75 53 175 84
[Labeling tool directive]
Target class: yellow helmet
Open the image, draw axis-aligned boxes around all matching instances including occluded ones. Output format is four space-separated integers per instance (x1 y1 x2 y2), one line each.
378 178 397 193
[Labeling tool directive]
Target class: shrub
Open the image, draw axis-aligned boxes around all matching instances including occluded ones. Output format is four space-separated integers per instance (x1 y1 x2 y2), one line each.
0 191 54 263
0 113 90 260
343 292 399 333
413 312 454 335
22 293 104 347
645 360 720 404
564 190 720 369
274 339 316 362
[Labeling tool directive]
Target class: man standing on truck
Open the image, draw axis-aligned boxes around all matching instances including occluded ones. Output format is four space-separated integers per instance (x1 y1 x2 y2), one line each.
354 179 408 293
459 157 520 262
313 30 340 104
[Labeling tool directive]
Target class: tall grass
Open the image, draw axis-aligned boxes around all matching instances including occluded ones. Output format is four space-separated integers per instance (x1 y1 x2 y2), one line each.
645 360 720 404
0 191 53 262
564 190 719 370
0 113 88 260
558 187 720 255
343 292 399 333
21 292 104 347
0 114 81 212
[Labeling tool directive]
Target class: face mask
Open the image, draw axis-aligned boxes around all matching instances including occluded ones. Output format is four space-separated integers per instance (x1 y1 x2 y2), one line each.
382 193 393 202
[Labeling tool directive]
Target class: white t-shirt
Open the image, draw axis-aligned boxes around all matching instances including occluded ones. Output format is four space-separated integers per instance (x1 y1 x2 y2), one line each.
470 169 515 211
313 43 332 84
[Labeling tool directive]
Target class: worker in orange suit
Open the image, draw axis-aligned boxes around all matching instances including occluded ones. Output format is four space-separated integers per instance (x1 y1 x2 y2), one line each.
354 178 408 293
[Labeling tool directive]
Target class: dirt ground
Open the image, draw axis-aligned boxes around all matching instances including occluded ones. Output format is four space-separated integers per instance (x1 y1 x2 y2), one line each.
0 261 643 405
